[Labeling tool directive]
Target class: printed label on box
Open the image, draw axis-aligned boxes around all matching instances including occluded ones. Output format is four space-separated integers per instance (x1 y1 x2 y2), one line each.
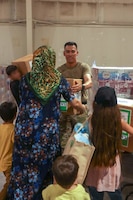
121 132 129 147
60 91 81 112
60 97 68 111
120 108 131 147
120 109 131 123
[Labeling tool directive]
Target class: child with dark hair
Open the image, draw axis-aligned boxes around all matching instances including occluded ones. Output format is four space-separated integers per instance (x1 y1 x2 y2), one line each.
42 155 90 200
0 102 17 200
6 65 22 106
85 86 133 200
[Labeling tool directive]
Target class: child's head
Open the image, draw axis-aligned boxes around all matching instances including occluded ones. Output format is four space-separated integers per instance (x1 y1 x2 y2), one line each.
0 102 17 123
6 65 21 80
94 86 117 107
52 155 79 189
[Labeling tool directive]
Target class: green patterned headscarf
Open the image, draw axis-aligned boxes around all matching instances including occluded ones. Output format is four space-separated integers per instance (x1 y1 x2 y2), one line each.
26 45 61 105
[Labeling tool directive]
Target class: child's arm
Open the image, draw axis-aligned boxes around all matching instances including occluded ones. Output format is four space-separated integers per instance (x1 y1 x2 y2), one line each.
121 119 133 135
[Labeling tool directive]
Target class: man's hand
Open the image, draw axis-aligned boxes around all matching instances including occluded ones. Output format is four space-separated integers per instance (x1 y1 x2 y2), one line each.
71 82 82 93
75 104 86 115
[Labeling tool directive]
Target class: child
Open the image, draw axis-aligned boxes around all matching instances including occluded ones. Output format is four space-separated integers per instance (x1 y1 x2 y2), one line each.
42 155 91 200
6 65 22 106
85 86 133 200
0 102 17 200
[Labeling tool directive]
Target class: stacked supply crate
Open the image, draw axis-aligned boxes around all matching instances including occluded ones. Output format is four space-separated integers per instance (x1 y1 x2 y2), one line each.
92 65 133 152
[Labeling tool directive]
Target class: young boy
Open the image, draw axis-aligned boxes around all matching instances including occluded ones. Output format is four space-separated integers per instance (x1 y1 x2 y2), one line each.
6 65 22 106
42 155 90 200
0 102 17 200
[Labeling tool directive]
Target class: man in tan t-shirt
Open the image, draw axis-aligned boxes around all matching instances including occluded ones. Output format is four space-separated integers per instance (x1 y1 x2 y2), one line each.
58 41 92 150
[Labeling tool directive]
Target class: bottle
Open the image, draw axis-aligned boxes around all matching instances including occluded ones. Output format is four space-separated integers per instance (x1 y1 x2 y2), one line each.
92 60 96 68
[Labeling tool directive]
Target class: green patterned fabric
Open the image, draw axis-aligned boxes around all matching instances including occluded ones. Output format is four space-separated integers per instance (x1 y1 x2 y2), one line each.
26 46 61 105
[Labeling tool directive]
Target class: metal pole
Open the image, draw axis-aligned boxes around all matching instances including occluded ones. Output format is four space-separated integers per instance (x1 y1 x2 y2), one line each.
26 0 33 54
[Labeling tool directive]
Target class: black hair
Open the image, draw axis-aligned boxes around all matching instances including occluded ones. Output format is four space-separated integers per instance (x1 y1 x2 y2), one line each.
0 102 17 122
6 65 18 76
52 155 79 189
64 42 78 49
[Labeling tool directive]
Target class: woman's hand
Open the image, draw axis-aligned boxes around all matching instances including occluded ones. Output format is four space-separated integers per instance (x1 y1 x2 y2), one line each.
69 98 87 114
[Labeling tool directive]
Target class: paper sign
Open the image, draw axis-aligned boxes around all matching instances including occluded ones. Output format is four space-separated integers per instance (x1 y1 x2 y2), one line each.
121 132 129 147
120 109 131 147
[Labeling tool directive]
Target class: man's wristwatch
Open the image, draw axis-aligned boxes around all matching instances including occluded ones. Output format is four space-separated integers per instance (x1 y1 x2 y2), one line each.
82 84 85 91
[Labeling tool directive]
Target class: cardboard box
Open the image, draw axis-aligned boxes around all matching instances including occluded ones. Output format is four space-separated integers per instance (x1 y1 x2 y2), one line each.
60 78 82 115
12 54 33 75
66 78 82 87
118 98 133 152
92 66 133 99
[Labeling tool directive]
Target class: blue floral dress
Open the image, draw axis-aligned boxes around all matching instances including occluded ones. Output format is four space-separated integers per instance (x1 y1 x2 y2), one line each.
8 76 74 200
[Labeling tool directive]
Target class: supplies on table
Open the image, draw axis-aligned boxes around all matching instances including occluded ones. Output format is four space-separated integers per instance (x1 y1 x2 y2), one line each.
92 65 133 99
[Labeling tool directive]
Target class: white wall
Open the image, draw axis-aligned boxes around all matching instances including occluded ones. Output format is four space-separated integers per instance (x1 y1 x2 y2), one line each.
0 24 26 66
0 24 133 68
34 25 133 67
0 0 133 67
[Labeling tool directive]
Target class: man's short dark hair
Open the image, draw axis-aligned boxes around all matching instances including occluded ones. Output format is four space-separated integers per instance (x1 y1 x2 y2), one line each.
6 65 18 76
64 42 77 49
0 102 17 122
52 155 79 189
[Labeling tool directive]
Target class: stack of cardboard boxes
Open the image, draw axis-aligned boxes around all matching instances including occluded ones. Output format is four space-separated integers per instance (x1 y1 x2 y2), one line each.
92 66 133 99
92 65 133 152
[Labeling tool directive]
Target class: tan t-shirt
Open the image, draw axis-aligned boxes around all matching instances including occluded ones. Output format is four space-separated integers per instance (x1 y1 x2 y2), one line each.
0 123 14 171
42 184 91 200
58 62 91 103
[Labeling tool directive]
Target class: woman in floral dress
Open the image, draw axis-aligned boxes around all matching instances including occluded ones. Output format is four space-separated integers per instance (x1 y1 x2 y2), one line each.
8 46 85 200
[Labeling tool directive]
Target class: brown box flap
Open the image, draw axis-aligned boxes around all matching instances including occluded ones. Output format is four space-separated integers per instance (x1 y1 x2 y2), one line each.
12 54 33 75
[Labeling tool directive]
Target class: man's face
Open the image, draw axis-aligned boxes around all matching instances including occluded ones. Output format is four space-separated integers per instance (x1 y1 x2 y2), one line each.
9 70 21 81
63 45 78 65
